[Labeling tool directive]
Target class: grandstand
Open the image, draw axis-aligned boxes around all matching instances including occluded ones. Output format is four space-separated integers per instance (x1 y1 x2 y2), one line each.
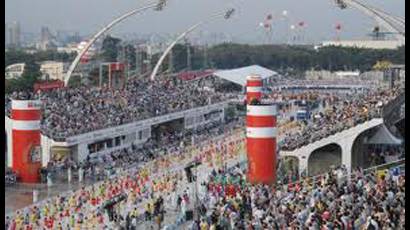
4 68 405 230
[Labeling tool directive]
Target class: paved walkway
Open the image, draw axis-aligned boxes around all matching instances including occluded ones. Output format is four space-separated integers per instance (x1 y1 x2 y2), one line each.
5 176 100 215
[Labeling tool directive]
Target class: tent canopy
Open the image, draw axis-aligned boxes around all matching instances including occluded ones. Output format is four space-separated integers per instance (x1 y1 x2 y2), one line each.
366 124 403 145
213 65 278 87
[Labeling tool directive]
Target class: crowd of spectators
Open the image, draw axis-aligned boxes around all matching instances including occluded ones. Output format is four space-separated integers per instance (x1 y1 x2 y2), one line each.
280 85 404 151
5 125 246 230
4 75 405 229
5 76 235 140
273 79 379 88
366 146 405 168
43 118 244 184
186 162 405 229
5 167 17 185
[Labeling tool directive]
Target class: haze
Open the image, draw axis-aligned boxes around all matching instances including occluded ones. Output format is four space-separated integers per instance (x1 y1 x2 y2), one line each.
5 0 405 44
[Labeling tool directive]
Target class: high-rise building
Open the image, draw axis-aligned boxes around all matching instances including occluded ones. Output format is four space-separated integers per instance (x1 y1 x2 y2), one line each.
9 21 21 48
41 26 52 43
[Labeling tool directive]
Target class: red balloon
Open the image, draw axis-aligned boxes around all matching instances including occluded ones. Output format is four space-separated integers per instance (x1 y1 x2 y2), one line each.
335 24 342 30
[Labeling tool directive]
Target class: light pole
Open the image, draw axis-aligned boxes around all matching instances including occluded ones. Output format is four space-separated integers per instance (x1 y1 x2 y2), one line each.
150 8 235 81
64 0 168 86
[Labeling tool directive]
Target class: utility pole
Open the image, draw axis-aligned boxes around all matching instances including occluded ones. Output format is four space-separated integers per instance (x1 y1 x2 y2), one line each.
168 48 174 73
135 45 141 75
203 44 208 69
186 38 192 70
147 44 152 73
120 44 126 84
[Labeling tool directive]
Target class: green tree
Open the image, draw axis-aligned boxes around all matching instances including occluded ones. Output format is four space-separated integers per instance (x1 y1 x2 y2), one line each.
5 60 41 93
101 35 122 62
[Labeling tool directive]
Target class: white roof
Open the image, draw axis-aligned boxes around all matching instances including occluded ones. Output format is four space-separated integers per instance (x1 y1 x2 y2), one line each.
213 65 278 86
366 124 402 145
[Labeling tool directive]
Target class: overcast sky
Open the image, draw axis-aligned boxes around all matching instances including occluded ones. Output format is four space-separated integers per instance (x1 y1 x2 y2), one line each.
5 0 405 44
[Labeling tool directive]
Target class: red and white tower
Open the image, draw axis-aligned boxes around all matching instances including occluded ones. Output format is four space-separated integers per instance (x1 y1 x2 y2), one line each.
246 76 277 184
246 75 263 103
11 100 42 183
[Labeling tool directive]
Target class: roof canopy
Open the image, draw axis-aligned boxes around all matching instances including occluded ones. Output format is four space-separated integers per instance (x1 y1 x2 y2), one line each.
366 124 403 145
213 65 278 87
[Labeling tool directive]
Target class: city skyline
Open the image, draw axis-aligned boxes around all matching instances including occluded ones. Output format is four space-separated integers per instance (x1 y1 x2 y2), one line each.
5 0 405 44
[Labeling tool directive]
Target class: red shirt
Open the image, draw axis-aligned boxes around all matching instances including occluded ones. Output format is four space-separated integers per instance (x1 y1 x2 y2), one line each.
45 218 54 229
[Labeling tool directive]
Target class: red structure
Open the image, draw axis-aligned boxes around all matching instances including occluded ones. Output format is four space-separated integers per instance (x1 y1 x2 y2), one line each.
100 62 126 89
246 75 263 103
177 70 214 81
246 76 277 184
34 80 65 92
11 100 42 183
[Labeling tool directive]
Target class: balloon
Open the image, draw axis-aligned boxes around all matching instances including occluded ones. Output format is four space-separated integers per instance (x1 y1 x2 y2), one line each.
335 23 342 30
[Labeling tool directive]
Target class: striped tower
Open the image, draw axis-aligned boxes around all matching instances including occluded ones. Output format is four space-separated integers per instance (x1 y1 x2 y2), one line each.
11 100 42 183
246 74 277 184
246 104 277 184
246 75 262 103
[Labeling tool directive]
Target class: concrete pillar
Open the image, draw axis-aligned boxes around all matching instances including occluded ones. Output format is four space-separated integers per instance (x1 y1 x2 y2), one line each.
79 167 83 182
341 139 353 174
246 75 262 103
33 189 39 203
246 104 277 184
47 174 52 187
11 100 42 183
67 167 72 183
299 156 309 177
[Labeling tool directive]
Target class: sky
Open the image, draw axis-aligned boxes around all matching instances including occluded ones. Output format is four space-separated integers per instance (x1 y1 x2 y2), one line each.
5 0 405 44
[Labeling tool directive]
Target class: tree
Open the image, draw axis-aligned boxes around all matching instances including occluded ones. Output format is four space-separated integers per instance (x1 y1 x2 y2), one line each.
5 49 76 67
101 35 122 62
124 44 136 70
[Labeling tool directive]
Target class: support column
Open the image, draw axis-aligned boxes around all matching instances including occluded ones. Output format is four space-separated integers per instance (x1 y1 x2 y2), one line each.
11 100 42 183
68 167 72 183
341 138 354 174
298 156 309 177
108 64 112 88
246 75 262 103
246 104 277 184
79 167 84 182
33 190 39 203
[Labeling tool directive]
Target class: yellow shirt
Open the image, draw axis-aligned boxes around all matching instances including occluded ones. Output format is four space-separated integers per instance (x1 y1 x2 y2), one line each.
200 222 209 230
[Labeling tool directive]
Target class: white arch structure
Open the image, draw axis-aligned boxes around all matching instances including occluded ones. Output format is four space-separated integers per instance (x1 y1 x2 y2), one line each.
65 0 404 85
150 9 235 81
337 0 405 42
64 0 167 86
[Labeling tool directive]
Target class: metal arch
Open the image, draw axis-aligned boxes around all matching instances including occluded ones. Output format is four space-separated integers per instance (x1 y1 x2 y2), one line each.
64 1 162 86
150 9 234 81
339 0 405 42
365 4 405 33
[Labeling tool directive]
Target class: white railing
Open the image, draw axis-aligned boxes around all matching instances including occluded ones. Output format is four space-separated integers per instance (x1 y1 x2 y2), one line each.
63 101 231 145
